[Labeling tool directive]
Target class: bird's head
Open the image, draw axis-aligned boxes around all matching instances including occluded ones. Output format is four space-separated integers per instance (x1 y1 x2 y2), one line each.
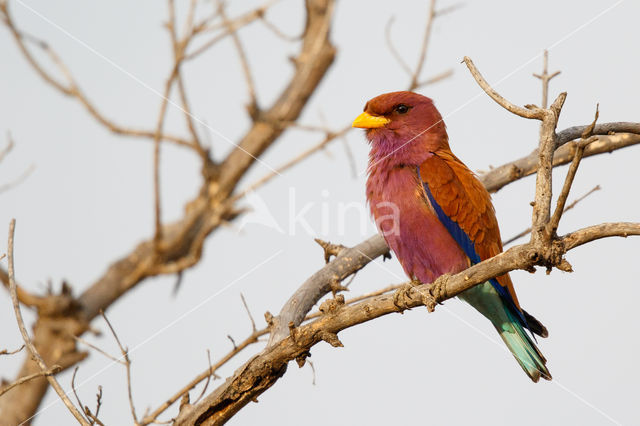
352 91 449 166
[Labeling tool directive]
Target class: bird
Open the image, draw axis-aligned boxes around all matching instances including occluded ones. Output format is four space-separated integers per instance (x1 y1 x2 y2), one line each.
352 91 551 382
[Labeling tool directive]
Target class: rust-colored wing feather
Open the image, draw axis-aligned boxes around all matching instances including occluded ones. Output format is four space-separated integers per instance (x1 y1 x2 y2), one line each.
419 150 521 309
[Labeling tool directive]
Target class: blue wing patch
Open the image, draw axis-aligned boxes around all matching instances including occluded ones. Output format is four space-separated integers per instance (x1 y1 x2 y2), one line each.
417 167 531 332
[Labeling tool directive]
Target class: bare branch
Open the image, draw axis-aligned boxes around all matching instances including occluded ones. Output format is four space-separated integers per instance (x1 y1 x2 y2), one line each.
217 0 336 195
175 219 640 425
533 50 561 109
71 335 126 365
547 108 599 235
100 311 138 424
563 223 640 250
193 349 217 405
409 0 437 90
140 329 263 425
413 68 454 90
233 126 350 201
267 235 389 347
240 294 257 333
6 219 90 426
0 344 24 356
91 386 104 426
167 0 206 155
0 3 193 149
226 335 237 350
385 1 453 91
481 131 640 193
0 2 337 419
259 12 303 41
71 368 91 424
172 53 640 423
0 365 61 398
71 368 105 426
504 185 601 246
462 56 546 120
0 132 14 163
384 17 412 76
215 0 259 118
0 163 35 194
185 0 277 61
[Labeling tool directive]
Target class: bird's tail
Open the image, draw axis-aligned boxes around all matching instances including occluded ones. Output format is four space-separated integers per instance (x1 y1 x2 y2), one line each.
498 307 551 382
458 281 551 382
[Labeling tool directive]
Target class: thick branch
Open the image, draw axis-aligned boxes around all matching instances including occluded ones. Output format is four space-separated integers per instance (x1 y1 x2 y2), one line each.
0 1 336 422
266 234 388 346
480 131 640 193
175 221 640 425
530 92 566 244
216 0 336 196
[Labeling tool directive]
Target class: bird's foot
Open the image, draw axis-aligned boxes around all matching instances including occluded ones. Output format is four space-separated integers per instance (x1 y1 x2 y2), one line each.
393 279 422 311
421 275 450 313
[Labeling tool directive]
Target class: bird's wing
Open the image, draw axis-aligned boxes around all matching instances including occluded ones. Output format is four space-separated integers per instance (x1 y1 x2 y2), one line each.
418 150 525 318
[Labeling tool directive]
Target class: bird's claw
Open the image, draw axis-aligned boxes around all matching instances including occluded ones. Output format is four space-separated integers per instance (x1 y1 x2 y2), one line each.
393 279 421 311
422 275 450 313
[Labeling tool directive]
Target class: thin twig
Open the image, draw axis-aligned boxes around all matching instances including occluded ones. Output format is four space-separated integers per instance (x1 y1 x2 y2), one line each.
0 133 14 163
152 1 181 247
92 386 104 426
385 1 453 91
232 126 350 202
340 132 358 178
216 0 259 117
100 310 139 425
193 349 217 405
307 359 316 386
71 367 91 424
185 0 277 61
503 185 601 246
227 334 237 350
0 164 35 194
533 50 561 109
547 106 599 235
463 56 546 120
169 0 205 154
72 367 105 426
240 293 257 332
0 5 193 148
7 219 90 426
141 278 394 425
0 344 24 356
409 0 437 90
413 68 454 90
384 17 412 76
71 335 126 365
259 13 302 41
140 328 263 425
0 365 61 398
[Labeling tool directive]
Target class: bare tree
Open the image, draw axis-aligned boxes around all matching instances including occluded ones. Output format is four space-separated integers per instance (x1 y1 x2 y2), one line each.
1 1 639 425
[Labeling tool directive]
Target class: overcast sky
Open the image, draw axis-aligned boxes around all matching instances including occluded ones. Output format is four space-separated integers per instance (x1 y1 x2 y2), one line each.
1 0 639 425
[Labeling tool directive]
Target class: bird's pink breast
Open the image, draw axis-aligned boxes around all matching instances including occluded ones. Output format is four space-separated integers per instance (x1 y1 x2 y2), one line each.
367 165 468 283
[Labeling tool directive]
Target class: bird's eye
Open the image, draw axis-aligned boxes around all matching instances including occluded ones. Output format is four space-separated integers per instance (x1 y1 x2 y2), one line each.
394 104 409 114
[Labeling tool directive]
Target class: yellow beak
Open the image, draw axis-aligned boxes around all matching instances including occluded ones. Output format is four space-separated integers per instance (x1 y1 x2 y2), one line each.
352 111 390 129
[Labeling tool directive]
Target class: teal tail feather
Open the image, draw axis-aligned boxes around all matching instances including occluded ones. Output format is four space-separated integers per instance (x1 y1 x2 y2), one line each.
499 307 551 382
458 281 551 382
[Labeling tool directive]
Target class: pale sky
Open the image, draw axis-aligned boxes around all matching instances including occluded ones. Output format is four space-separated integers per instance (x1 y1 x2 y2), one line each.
1 0 639 425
